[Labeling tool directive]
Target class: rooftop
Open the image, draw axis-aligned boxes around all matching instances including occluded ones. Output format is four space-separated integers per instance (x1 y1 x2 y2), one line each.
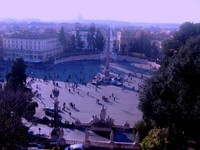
4 31 58 40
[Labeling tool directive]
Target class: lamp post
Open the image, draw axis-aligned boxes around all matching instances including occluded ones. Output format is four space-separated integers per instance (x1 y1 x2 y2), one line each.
52 88 60 128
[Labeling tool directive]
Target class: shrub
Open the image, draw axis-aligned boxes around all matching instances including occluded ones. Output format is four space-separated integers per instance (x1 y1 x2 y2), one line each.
141 128 167 150
133 120 151 142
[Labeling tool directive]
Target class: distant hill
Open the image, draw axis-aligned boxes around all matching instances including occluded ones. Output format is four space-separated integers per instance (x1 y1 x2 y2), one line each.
0 18 180 29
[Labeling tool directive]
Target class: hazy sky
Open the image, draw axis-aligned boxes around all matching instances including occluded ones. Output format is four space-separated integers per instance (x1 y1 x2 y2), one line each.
0 0 199 23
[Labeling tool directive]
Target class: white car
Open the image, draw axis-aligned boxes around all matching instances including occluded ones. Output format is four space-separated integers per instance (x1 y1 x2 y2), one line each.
64 144 85 150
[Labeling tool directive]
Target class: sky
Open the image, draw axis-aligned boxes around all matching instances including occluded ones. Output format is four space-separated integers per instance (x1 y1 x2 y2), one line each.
0 0 199 23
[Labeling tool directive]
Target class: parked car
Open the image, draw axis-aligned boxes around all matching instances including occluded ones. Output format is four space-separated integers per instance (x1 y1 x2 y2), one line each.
43 107 62 120
64 144 85 150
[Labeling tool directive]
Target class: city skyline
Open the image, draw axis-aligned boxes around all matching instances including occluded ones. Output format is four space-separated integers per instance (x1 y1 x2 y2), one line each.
0 0 200 23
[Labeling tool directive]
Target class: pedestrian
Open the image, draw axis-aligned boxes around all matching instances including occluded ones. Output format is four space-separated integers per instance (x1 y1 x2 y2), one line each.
62 103 66 110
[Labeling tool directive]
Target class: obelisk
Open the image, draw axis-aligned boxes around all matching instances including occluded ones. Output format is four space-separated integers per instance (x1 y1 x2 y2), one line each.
105 28 110 80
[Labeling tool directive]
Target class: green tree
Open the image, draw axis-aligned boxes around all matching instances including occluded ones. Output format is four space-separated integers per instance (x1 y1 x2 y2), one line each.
70 34 76 50
6 58 27 89
128 31 151 57
133 120 152 143
59 26 66 48
141 32 151 57
87 26 96 51
150 42 160 59
0 87 38 147
141 128 167 150
5 58 38 119
95 29 105 52
138 22 200 149
174 22 197 44
128 38 138 54
76 30 83 50
0 58 38 147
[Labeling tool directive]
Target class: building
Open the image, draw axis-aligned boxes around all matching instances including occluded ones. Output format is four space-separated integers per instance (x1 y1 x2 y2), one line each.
0 36 3 60
71 29 89 50
2 32 63 62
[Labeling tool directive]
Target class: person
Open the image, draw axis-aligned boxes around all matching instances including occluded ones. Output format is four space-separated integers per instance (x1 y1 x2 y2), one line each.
85 129 89 141
100 105 106 121
112 93 114 97
62 103 66 110
38 127 41 135
110 130 114 142
134 132 140 145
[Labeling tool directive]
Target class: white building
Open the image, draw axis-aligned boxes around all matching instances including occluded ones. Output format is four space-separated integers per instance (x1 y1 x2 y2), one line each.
71 30 89 50
2 33 63 62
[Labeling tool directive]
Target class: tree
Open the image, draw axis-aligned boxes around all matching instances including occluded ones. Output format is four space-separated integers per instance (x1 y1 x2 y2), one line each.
140 31 151 57
59 26 66 48
150 41 160 59
95 29 105 52
133 120 152 143
87 26 96 51
138 22 200 148
141 128 167 150
6 58 27 89
76 30 83 50
128 31 151 57
70 34 76 50
0 58 38 147
128 38 139 54
0 87 37 147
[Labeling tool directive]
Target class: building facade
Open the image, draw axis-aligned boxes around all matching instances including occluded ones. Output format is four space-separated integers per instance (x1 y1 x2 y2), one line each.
0 36 3 60
71 30 89 50
2 33 63 62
